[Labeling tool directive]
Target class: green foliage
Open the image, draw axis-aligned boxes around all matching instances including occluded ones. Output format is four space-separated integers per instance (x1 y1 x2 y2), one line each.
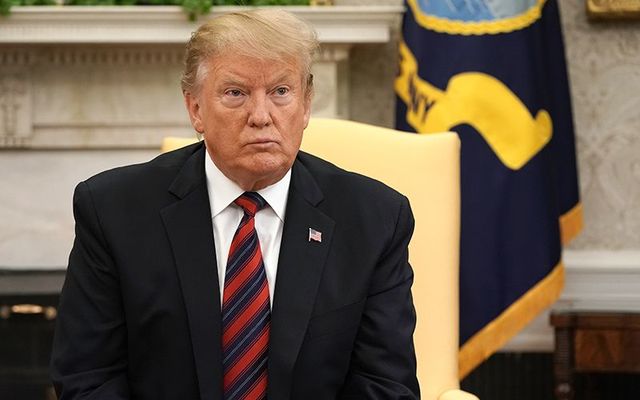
251 0 308 5
1 0 309 19
0 0 13 16
20 0 56 5
1 0 310 19
181 0 210 21
63 0 183 5
213 0 308 4
2 0 54 16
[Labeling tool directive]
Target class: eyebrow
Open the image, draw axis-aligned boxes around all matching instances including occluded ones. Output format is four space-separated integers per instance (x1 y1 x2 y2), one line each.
216 75 247 88
216 71 299 90
267 72 297 87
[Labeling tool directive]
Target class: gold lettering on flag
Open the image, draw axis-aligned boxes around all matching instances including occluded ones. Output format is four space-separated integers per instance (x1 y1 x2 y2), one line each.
395 41 553 170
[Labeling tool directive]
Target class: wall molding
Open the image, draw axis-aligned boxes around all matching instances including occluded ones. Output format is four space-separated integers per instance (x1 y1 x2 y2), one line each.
0 5 403 44
559 249 640 311
0 47 185 67
0 72 32 144
502 249 640 352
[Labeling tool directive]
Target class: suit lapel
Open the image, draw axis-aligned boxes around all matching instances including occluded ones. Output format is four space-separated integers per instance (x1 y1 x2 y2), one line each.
160 144 223 400
268 157 335 400
159 148 334 400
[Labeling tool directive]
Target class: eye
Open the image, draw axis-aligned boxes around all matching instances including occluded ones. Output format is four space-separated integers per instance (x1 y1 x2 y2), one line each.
225 89 243 97
274 87 289 96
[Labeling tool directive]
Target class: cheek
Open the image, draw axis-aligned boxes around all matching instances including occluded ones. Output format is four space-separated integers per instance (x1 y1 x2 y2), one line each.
290 111 308 144
204 130 237 158
280 134 303 162
288 130 304 150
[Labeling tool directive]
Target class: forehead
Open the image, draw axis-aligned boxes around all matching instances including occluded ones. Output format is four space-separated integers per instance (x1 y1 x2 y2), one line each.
206 52 303 86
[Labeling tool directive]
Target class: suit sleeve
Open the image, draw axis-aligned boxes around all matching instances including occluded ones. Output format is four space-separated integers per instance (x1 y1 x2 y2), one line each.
50 181 130 399
340 196 420 399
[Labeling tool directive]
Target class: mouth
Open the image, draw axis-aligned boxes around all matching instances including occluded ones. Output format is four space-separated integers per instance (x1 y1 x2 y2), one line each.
246 138 278 147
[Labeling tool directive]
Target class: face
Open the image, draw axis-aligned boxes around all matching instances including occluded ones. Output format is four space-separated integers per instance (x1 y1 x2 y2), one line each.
184 52 312 191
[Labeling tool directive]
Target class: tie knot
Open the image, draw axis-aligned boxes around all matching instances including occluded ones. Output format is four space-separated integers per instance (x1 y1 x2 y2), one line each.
234 192 267 217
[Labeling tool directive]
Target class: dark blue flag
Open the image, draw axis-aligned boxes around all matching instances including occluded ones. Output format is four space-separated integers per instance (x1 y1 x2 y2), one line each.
395 0 583 376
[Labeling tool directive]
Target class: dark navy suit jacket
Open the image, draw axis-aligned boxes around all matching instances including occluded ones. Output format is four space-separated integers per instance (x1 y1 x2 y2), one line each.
51 142 419 399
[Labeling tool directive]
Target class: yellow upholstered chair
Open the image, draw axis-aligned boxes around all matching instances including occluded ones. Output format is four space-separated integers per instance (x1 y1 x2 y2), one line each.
161 118 478 400
161 136 200 153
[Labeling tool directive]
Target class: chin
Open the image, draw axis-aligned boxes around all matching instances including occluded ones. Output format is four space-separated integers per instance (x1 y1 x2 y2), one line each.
252 153 288 170
246 157 291 182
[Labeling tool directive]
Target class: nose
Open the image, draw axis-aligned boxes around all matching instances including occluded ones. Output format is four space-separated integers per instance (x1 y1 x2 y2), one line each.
247 92 272 128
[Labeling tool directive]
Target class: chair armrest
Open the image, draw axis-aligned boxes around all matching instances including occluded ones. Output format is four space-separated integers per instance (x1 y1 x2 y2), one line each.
438 388 479 400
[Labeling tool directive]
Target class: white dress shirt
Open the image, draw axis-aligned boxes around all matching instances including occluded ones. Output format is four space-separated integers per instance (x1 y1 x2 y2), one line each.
205 152 290 308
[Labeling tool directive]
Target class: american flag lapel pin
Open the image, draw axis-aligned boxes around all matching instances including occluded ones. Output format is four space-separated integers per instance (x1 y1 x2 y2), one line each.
308 228 322 243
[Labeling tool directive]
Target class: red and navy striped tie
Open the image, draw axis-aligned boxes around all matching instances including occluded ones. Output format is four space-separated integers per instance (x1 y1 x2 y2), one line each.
222 192 270 400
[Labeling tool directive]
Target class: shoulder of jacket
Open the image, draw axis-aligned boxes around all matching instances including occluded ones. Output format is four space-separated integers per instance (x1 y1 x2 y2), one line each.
82 141 202 193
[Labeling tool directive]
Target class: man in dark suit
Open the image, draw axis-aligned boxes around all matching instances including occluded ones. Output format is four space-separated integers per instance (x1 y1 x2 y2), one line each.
51 9 419 400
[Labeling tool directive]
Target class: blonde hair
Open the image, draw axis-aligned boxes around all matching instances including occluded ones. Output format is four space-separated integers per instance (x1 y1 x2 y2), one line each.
181 9 319 95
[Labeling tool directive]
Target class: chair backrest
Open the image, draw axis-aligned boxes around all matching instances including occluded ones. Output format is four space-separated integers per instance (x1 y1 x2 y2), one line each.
302 118 461 399
161 136 200 153
161 117 462 399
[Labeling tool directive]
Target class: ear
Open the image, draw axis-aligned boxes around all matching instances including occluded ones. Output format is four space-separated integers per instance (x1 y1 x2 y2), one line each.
184 91 204 133
302 74 313 129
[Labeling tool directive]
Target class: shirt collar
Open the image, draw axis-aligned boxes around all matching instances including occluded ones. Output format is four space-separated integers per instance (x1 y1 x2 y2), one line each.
204 150 291 221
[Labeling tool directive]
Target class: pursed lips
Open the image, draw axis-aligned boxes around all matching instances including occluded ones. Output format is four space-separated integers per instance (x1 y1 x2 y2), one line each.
244 138 279 148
